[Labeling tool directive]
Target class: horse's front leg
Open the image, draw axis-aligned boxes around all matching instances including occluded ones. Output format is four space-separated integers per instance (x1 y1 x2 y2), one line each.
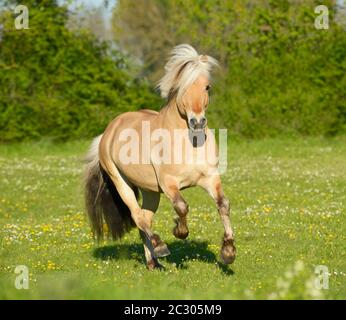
198 175 236 264
160 176 189 240
172 192 189 240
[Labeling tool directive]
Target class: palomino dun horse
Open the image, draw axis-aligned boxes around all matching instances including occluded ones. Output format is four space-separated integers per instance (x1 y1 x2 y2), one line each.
84 44 236 270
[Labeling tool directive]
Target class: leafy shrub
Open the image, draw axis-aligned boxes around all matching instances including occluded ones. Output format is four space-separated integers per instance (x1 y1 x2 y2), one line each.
0 0 161 142
114 0 346 138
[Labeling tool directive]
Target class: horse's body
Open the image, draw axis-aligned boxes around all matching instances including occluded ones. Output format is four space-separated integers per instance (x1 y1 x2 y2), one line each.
84 44 236 269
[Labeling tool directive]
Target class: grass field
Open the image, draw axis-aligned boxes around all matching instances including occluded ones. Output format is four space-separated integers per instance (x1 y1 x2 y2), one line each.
0 137 345 299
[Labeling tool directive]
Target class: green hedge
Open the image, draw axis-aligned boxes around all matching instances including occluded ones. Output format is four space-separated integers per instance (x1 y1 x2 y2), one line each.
114 0 346 138
0 1 345 142
208 1 346 137
0 1 161 142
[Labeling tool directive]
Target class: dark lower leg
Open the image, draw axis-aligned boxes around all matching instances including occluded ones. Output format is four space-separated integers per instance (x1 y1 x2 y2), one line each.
137 209 170 258
139 230 164 270
147 258 164 271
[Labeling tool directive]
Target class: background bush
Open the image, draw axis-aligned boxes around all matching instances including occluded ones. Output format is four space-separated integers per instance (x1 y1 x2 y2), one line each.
0 0 345 142
0 0 161 142
114 0 346 138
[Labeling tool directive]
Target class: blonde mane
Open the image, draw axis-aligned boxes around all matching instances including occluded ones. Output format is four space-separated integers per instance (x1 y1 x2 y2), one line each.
157 44 218 101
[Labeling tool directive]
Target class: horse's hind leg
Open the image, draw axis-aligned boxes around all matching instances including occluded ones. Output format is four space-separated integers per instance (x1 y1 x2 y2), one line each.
139 230 163 270
140 190 170 263
99 160 162 255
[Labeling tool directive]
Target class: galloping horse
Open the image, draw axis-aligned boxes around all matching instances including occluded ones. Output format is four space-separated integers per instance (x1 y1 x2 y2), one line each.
84 44 236 270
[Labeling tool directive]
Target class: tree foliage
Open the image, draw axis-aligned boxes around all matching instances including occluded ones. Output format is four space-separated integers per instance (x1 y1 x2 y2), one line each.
0 0 160 142
0 1 345 141
113 0 346 137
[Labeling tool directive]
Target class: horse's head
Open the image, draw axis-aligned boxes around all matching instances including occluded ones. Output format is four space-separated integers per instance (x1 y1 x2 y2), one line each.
157 44 218 132
180 73 210 132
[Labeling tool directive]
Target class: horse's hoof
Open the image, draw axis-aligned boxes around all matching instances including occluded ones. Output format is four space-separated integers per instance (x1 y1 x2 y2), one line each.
150 234 171 257
220 238 236 265
173 220 189 240
147 258 164 271
154 243 171 257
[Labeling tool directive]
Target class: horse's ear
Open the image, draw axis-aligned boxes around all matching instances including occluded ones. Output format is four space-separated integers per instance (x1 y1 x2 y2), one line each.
199 55 208 62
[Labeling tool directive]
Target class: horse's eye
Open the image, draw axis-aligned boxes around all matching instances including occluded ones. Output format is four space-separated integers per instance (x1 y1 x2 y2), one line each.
206 85 210 91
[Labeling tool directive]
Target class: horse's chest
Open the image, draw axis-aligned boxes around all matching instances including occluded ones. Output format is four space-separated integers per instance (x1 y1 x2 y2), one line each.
172 142 217 188
175 164 206 189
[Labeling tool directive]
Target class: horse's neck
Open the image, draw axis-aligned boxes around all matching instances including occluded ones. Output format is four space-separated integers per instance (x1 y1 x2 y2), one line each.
160 101 187 130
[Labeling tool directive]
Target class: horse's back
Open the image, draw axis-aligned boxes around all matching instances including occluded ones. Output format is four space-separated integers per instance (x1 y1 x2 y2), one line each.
112 109 159 125
138 109 159 115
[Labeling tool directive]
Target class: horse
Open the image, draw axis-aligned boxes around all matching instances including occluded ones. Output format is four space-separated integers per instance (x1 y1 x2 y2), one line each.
84 44 236 270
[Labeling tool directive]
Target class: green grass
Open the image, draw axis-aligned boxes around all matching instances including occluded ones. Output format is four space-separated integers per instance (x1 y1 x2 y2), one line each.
0 137 345 299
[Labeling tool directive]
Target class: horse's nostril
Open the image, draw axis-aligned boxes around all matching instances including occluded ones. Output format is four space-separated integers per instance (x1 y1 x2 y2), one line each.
200 117 207 127
189 118 197 127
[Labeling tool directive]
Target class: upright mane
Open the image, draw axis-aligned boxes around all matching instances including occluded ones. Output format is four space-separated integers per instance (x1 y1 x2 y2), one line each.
157 44 218 102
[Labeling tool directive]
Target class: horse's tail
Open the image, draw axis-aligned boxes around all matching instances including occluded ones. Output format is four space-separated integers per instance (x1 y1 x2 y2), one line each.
84 135 138 241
